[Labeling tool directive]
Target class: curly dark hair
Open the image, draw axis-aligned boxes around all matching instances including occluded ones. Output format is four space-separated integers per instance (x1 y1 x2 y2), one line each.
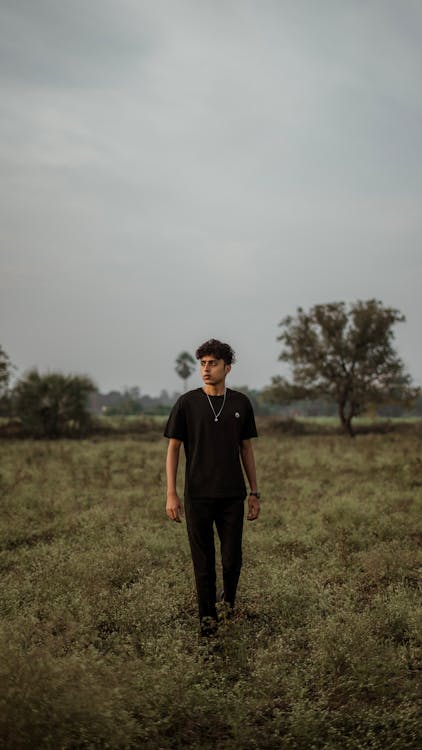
195 339 236 365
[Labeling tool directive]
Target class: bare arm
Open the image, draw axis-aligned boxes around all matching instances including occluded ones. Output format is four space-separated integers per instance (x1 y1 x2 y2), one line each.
165 438 184 522
240 439 260 521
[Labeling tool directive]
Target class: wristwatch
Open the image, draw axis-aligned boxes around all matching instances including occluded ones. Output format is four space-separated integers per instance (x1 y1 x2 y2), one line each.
249 491 261 499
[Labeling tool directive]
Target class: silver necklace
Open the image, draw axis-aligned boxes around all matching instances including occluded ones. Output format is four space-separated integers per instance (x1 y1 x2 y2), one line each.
205 388 226 422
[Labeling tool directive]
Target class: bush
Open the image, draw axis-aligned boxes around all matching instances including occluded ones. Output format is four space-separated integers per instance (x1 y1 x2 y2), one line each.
14 370 95 438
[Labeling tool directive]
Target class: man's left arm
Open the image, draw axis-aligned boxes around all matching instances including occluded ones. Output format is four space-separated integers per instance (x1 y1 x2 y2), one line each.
240 439 260 521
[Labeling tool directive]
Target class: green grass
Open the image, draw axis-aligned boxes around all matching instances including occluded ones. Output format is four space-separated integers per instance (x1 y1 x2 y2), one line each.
0 433 421 749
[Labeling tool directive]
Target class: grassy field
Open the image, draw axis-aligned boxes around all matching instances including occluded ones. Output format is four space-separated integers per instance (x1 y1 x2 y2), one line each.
0 428 421 749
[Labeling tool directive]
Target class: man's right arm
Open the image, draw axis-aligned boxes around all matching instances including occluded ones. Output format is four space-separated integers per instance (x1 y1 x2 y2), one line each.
165 438 184 522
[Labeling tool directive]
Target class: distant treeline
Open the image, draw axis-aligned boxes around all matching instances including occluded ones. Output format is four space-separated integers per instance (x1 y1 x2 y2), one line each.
89 386 422 418
89 387 177 417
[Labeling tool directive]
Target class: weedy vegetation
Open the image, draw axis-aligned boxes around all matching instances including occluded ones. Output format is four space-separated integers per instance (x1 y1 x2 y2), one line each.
0 422 421 749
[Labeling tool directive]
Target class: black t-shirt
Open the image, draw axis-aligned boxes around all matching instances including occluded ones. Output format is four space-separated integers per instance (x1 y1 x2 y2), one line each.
164 388 258 498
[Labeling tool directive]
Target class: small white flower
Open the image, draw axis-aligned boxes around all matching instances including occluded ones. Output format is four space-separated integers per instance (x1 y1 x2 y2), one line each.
235 412 240 418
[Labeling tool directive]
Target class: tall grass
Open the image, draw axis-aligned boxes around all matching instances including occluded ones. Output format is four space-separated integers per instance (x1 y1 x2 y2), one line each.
0 432 421 749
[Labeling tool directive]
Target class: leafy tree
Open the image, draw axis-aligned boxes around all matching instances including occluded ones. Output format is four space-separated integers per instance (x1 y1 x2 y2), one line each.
175 351 196 392
264 300 419 436
0 345 14 416
0 345 13 391
105 388 143 416
14 370 96 438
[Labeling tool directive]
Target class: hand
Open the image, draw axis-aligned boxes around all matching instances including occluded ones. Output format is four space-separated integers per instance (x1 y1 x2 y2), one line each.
247 495 260 521
166 493 184 523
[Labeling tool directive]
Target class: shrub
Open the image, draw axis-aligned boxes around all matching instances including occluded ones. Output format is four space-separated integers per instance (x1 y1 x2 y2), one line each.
14 370 95 438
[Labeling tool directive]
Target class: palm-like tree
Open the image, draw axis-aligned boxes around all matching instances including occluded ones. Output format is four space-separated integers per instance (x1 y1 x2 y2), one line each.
175 351 196 392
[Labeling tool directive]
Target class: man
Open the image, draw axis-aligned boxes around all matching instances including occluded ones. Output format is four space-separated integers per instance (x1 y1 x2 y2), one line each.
164 338 260 635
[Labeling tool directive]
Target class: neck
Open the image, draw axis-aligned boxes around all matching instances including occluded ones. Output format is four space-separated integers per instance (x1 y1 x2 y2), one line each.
202 384 226 396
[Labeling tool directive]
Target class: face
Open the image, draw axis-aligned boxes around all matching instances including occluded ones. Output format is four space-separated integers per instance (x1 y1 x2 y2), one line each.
199 356 231 387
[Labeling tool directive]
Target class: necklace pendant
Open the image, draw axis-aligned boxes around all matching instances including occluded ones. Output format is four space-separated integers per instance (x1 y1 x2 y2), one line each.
205 388 226 423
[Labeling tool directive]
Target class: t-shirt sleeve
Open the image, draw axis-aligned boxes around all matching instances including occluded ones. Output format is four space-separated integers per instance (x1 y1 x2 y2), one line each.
240 397 258 439
164 398 187 441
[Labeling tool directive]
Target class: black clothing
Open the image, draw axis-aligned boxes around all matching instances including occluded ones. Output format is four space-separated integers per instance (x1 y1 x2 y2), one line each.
164 388 257 498
164 387 258 631
184 495 245 624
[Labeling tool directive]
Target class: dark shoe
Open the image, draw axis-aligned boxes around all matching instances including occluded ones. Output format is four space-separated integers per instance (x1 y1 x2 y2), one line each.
200 616 218 638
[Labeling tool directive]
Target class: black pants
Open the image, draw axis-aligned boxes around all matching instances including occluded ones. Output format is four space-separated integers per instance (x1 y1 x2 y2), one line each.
184 495 245 627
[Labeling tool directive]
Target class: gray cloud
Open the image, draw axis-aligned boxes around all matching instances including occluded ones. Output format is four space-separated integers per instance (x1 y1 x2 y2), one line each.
1 0 421 393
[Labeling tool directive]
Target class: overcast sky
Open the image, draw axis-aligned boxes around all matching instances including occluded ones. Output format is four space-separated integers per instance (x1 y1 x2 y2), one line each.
1 0 421 395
